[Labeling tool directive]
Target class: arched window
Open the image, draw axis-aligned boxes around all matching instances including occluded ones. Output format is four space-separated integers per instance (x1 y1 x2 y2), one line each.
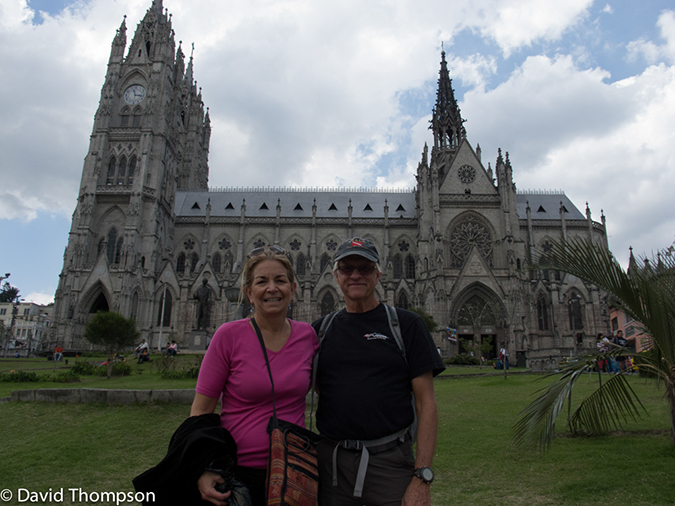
320 292 335 316
130 292 139 321
398 291 409 310
117 157 127 185
405 255 415 279
132 110 142 127
156 290 172 327
296 253 306 276
106 157 116 185
458 295 496 327
393 255 403 279
176 253 186 273
212 253 222 273
190 252 199 273
114 236 123 265
120 111 130 127
127 157 136 185
568 293 583 330
320 253 331 273
537 295 549 331
106 228 118 264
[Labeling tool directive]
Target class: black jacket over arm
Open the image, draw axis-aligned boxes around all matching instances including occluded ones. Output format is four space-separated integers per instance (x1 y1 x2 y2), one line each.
133 413 237 506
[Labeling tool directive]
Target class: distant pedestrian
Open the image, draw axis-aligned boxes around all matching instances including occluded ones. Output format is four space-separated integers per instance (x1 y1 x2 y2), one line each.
499 345 510 370
53 345 63 362
166 341 178 357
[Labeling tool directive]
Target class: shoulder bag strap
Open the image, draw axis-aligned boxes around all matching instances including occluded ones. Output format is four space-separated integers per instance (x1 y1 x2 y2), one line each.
251 318 277 421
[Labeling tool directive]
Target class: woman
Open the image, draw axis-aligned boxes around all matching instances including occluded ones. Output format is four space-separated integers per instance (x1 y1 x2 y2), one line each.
191 247 318 506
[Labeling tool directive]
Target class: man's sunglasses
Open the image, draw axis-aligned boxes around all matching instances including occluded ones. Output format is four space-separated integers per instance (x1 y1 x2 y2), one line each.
337 264 377 276
248 245 286 258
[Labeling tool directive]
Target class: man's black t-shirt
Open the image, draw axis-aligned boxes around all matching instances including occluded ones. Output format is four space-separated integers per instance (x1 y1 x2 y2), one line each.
312 304 445 441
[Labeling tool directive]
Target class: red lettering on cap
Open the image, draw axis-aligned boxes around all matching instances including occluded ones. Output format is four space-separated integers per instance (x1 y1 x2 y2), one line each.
352 240 363 247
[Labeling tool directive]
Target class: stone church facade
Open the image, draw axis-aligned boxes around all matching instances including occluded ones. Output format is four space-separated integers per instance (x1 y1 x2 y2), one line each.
52 0 610 369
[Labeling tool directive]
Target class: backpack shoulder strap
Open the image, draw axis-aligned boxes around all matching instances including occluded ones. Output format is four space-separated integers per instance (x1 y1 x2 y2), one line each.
310 311 339 431
384 304 405 360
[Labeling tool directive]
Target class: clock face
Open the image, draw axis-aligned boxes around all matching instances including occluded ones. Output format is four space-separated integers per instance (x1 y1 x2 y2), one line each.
458 164 476 184
124 85 146 105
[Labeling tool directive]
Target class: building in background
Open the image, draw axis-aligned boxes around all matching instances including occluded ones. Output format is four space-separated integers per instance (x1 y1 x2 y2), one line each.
0 302 53 355
51 0 610 369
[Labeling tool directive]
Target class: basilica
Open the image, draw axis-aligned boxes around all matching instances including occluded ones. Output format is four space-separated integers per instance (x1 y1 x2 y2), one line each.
52 0 610 369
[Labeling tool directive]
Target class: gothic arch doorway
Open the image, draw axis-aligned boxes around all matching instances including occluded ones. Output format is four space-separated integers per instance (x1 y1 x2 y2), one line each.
450 283 506 360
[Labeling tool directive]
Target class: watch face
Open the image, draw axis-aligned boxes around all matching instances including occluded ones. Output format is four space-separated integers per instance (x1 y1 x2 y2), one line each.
124 85 146 105
458 164 476 184
415 467 434 483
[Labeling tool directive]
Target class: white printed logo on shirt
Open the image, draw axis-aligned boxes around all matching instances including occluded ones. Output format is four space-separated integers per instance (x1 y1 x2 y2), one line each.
364 333 389 341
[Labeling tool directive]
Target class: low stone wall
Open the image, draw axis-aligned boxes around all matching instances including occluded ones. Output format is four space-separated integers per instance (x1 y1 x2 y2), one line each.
8 388 195 404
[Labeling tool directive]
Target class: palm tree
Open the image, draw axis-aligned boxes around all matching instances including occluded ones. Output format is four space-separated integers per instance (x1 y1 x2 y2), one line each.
513 238 675 449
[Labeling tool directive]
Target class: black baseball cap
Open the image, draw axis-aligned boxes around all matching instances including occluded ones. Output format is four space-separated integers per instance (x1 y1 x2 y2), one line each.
334 237 379 263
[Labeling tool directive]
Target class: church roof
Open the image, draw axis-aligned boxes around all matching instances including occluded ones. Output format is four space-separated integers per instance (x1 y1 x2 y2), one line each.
176 189 586 221
516 192 585 220
175 188 417 219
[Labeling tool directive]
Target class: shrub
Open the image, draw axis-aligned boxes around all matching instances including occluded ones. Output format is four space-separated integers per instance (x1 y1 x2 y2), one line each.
155 355 202 380
0 371 40 383
445 354 481 366
45 371 81 383
71 361 98 375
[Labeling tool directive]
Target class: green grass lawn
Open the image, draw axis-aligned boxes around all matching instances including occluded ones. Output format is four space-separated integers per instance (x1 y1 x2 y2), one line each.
0 364 674 505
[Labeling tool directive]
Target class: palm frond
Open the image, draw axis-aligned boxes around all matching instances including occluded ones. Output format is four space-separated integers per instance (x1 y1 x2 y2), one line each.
513 366 587 451
569 373 646 436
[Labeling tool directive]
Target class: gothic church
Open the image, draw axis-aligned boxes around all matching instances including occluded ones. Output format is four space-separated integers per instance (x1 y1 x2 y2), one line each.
52 0 610 369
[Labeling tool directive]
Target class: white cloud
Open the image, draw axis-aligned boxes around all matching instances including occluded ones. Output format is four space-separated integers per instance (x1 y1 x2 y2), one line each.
467 0 593 56
462 55 675 266
627 10 675 64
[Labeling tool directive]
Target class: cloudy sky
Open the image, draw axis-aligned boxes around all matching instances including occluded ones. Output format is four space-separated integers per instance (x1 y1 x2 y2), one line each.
1 0 674 304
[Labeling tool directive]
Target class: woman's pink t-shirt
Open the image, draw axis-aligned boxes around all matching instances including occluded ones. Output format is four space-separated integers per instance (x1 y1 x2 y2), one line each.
196 319 318 468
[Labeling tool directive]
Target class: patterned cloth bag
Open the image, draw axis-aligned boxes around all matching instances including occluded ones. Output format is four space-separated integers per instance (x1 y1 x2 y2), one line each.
251 319 321 506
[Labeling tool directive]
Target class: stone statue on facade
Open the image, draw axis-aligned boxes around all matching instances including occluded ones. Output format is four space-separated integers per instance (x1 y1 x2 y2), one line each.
193 278 213 330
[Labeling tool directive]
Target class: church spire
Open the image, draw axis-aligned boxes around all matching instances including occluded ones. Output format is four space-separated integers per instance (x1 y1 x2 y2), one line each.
108 16 127 63
429 48 465 150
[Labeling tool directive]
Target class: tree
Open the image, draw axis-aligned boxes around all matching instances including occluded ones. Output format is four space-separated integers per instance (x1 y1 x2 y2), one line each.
83 312 140 378
0 282 20 303
409 307 438 332
513 238 675 450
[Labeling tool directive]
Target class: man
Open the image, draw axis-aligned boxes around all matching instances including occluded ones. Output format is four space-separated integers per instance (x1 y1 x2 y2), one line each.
613 330 628 372
312 237 445 506
135 338 149 359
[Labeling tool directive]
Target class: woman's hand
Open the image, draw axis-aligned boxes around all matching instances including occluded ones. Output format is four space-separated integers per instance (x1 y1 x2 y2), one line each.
197 471 231 506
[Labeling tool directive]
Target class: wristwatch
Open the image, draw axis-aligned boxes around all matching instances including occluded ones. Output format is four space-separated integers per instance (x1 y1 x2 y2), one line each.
413 467 434 484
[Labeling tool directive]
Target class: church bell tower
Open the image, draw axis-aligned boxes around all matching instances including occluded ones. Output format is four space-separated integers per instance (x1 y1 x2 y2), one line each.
52 0 211 348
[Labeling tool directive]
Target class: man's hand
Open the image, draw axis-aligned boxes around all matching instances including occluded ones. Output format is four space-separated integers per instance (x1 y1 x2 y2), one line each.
197 470 231 506
401 477 431 506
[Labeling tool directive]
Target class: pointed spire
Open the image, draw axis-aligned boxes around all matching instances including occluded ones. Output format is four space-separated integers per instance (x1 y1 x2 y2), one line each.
185 42 195 84
109 15 127 62
628 246 637 275
429 49 466 149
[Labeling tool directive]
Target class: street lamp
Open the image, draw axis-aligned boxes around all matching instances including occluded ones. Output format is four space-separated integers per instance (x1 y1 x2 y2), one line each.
157 271 172 352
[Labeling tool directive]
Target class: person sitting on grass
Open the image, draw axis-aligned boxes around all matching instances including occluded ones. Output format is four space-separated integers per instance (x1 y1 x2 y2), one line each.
138 347 150 364
166 341 178 357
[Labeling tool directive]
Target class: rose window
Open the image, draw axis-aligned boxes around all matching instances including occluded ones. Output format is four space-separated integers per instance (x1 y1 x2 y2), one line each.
449 218 492 267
